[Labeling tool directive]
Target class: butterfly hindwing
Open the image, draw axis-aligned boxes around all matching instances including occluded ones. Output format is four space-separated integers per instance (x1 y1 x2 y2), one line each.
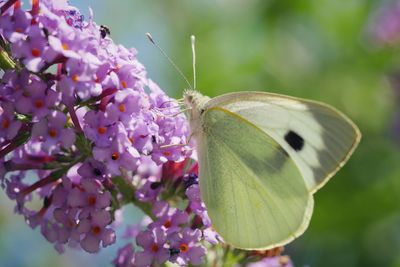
205 92 361 193
197 106 313 249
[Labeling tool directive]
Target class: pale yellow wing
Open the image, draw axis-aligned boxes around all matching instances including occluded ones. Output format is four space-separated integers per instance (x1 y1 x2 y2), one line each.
204 91 361 193
197 106 313 249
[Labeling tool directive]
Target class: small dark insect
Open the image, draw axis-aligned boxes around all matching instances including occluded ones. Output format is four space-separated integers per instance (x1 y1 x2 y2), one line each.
43 196 52 208
183 173 198 189
169 248 180 256
100 25 111 38
150 182 162 190
93 168 103 176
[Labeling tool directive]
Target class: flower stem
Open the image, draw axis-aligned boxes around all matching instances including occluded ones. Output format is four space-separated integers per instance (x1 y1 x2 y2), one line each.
19 171 61 197
112 173 155 220
0 127 31 158
4 160 44 171
0 142 18 158
18 155 85 199
67 104 83 132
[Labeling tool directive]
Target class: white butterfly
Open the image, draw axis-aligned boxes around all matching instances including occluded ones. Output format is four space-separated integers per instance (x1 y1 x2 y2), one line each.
183 89 361 250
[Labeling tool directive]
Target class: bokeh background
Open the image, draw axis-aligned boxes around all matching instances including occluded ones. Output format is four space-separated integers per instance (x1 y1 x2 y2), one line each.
1 0 400 266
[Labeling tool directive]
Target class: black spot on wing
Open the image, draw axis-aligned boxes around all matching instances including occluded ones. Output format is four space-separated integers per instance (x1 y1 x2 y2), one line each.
284 130 304 151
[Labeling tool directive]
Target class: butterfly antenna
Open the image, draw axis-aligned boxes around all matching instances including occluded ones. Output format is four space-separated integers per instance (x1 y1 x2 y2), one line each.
191 35 197 90
146 33 193 90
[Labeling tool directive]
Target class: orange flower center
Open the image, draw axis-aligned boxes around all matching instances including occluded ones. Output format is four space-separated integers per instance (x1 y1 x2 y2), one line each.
87 195 97 206
31 48 41 57
121 80 127 88
163 220 172 228
48 128 57 138
2 119 10 129
91 225 101 235
15 28 23 33
163 151 171 157
97 127 107 134
66 219 74 228
179 243 189 253
111 152 119 161
118 104 125 112
72 74 79 82
34 99 44 108
62 43 69 50
151 244 159 253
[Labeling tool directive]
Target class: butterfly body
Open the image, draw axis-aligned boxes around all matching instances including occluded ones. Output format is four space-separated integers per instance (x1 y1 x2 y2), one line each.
183 89 360 250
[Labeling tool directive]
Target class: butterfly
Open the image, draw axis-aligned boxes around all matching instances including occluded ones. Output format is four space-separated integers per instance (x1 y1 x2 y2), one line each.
183 89 361 250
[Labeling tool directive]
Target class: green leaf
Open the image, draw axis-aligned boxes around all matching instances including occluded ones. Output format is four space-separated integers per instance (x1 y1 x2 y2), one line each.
74 133 92 157
112 176 155 219
0 48 16 70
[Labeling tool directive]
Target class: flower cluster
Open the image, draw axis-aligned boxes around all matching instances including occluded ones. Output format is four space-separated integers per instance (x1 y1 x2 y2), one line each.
0 0 188 255
0 0 294 266
369 0 400 45
113 162 222 266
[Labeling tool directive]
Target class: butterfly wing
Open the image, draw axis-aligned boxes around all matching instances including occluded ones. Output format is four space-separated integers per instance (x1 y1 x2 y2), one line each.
205 91 361 193
197 106 313 250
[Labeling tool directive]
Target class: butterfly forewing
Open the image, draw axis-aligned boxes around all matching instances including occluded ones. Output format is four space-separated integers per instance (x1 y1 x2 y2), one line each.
205 92 361 193
197 106 313 249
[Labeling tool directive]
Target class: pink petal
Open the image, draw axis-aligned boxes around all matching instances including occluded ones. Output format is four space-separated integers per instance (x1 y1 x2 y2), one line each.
134 251 153 267
136 230 153 249
76 219 91 234
101 228 116 247
81 235 100 253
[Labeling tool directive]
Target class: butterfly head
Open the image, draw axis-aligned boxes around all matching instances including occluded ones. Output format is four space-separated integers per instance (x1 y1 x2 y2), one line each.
183 89 210 112
183 89 210 134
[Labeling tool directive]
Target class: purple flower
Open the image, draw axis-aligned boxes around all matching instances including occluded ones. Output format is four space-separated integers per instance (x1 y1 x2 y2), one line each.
169 228 206 266
67 179 111 216
93 130 140 175
77 158 108 180
246 256 294 267
48 29 81 60
31 111 75 153
135 178 162 203
0 0 202 262
203 228 222 245
186 184 211 227
0 102 22 141
76 210 116 253
14 77 60 120
135 227 170 267
83 110 119 147
0 8 31 42
62 57 103 100
125 118 158 156
369 1 400 45
149 201 189 234
148 80 191 164
113 244 136 267
11 26 57 72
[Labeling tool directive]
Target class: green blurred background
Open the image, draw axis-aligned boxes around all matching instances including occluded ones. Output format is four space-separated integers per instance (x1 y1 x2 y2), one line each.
1 0 400 266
